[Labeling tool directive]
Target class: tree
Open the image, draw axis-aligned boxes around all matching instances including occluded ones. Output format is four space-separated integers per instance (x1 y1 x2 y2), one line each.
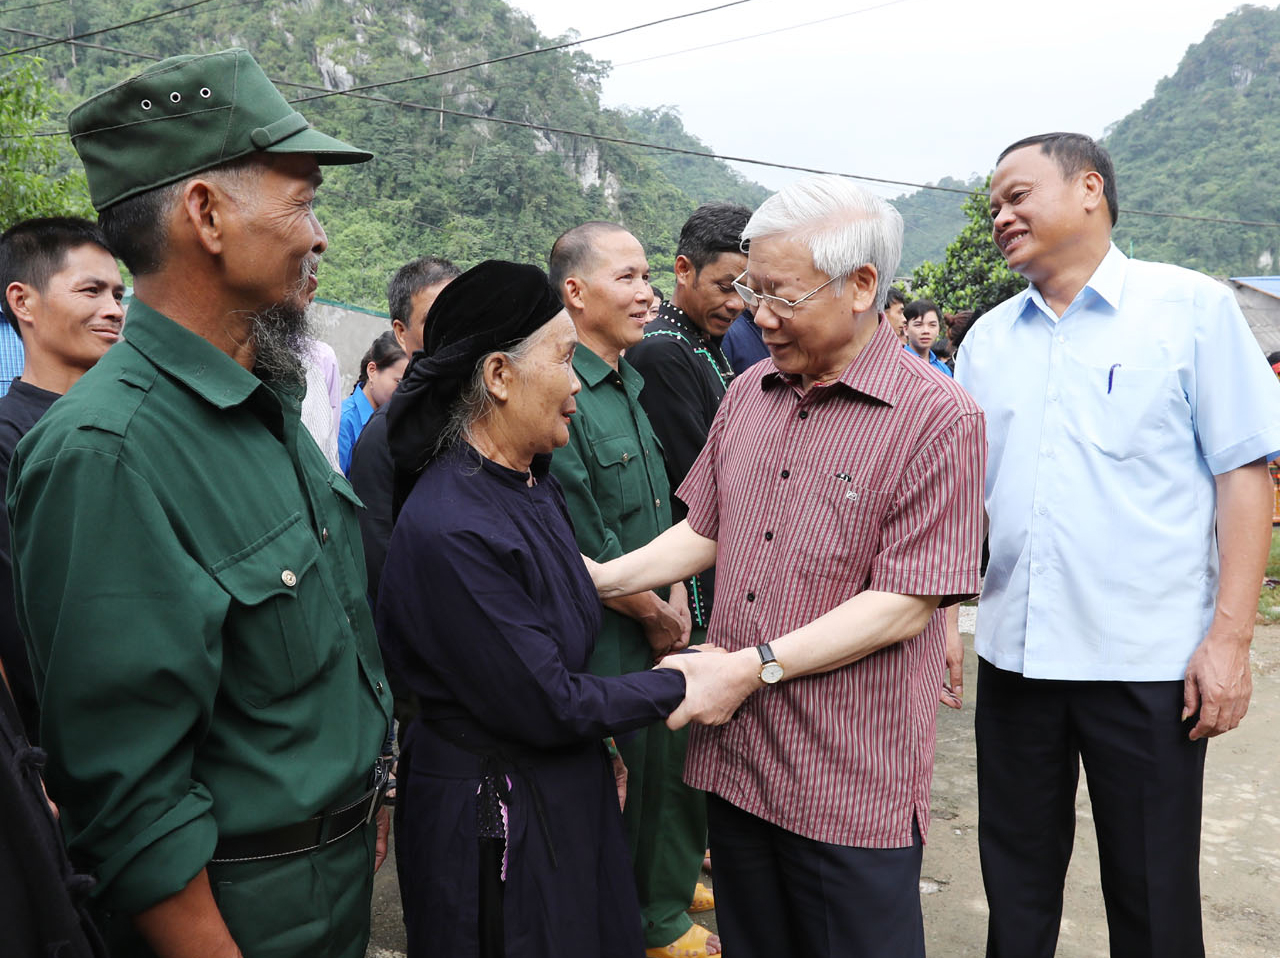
0 57 93 226
910 178 1026 313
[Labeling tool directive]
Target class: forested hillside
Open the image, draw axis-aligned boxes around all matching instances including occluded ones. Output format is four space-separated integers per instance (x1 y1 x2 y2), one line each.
1106 3 1280 274
893 177 981 275
8 0 1279 301
14 0 776 307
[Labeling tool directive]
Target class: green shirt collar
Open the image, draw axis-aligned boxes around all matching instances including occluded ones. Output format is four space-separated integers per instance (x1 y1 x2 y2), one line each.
123 299 294 410
572 346 644 398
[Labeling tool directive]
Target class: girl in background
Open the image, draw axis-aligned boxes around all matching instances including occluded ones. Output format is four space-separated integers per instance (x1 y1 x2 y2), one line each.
340 330 407 474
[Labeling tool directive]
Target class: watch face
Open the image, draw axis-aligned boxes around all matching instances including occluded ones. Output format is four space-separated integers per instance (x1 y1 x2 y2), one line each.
760 661 785 684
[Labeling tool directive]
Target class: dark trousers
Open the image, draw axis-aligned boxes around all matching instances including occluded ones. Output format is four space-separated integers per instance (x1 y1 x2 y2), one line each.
707 792 925 958
976 659 1208 958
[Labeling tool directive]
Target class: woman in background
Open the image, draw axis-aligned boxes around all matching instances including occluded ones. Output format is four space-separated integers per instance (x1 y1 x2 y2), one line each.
339 330 407 473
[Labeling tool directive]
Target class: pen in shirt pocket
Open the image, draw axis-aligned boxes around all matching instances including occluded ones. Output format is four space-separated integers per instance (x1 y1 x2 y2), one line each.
1107 363 1121 394
833 472 858 501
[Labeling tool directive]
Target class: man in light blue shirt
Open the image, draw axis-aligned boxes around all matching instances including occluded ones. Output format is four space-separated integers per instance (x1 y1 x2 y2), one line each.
956 132 1280 958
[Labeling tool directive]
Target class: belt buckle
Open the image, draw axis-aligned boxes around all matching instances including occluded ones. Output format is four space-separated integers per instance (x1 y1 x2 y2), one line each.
366 755 393 825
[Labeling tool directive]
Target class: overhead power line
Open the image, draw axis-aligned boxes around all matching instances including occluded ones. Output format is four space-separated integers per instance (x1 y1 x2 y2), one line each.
0 0 68 14
1 0 225 57
292 90 1280 228
615 0 913 68
0 25 164 59
3 14 1278 231
287 0 754 104
13 76 1280 229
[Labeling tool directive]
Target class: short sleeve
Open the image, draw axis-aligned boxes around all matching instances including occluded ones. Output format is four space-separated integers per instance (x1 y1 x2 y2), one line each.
676 387 733 542
1191 285 1280 473
868 410 986 604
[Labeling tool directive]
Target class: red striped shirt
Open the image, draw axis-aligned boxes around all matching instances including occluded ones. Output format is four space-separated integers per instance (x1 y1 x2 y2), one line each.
678 316 986 848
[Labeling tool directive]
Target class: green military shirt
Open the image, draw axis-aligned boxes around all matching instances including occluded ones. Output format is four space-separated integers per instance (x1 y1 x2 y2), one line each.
8 300 393 917
549 347 672 676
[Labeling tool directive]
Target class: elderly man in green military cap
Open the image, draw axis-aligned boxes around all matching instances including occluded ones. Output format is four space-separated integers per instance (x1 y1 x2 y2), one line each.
8 49 394 958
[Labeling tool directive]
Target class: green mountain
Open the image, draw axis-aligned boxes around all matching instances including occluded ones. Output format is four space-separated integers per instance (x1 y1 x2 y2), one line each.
893 176 984 276
617 106 770 212
1106 3 1280 274
12 0 774 307
11 0 1278 302
905 4 1280 280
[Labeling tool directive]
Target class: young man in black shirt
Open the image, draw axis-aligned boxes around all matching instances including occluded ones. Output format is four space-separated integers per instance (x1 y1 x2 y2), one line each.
0 216 121 958
0 217 124 740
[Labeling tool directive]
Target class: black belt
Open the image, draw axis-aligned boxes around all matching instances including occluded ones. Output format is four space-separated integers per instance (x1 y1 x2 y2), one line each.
210 756 393 864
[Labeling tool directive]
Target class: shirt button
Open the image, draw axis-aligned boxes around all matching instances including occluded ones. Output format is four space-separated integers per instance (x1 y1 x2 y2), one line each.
1057 335 1066 344
798 410 808 420
780 469 790 479
1036 504 1048 515
281 569 297 587
1044 447 1055 459
764 531 774 541
376 681 384 693
321 527 329 543
746 592 756 602
1048 390 1059 401
655 498 661 508
622 452 630 463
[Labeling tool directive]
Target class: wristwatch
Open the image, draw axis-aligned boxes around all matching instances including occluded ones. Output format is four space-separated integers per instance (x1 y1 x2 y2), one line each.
756 643 785 684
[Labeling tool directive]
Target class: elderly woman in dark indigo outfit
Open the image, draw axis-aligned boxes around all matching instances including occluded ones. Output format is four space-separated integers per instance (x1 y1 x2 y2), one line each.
375 261 688 958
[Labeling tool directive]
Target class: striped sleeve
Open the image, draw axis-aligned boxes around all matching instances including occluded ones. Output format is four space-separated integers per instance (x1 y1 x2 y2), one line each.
868 410 986 602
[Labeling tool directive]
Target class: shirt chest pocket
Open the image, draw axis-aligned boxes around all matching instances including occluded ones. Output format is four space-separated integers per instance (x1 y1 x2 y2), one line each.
1062 358 1187 461
590 434 647 521
212 514 340 708
789 468 890 580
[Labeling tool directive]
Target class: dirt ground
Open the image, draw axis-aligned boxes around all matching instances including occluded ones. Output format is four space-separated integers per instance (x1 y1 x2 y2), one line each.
367 621 1280 957
919 616 1280 957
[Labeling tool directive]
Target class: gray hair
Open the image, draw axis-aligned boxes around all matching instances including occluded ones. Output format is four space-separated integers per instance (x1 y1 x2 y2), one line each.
741 175 903 310
98 155 270 275
435 326 550 456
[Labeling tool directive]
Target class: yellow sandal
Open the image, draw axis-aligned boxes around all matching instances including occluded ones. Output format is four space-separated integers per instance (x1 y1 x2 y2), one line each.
687 881 715 913
644 922 722 958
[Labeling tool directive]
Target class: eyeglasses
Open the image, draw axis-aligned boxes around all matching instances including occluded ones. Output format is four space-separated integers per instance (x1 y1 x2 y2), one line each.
731 270 840 320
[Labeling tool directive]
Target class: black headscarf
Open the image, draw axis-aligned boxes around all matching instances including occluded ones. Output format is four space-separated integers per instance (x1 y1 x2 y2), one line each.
385 259 563 513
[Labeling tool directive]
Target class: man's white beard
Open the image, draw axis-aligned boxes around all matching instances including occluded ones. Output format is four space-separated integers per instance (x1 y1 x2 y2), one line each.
251 301 312 387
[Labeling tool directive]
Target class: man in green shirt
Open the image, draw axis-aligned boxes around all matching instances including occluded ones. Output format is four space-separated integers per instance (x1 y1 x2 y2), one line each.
8 49 393 958
548 222 720 958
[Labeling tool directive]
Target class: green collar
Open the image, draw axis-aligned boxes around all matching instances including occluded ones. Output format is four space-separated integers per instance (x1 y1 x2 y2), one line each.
572 346 643 398
123 299 291 410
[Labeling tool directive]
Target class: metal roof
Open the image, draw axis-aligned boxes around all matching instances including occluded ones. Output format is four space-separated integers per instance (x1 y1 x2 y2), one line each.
1227 278 1280 357
1230 277 1280 299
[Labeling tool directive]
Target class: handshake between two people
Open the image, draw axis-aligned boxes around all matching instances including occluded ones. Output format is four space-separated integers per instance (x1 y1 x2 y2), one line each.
585 520 958 731
583 520 759 730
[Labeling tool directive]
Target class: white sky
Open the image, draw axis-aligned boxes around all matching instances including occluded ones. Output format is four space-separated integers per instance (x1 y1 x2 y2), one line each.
512 0 1263 198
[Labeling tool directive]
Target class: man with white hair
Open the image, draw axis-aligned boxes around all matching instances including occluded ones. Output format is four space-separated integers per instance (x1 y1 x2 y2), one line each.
588 174 986 957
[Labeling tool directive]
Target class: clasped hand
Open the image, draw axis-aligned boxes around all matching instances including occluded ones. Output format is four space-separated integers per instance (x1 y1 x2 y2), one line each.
656 646 760 730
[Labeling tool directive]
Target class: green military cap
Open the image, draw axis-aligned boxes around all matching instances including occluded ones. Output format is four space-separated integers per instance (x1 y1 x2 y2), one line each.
68 47 372 211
